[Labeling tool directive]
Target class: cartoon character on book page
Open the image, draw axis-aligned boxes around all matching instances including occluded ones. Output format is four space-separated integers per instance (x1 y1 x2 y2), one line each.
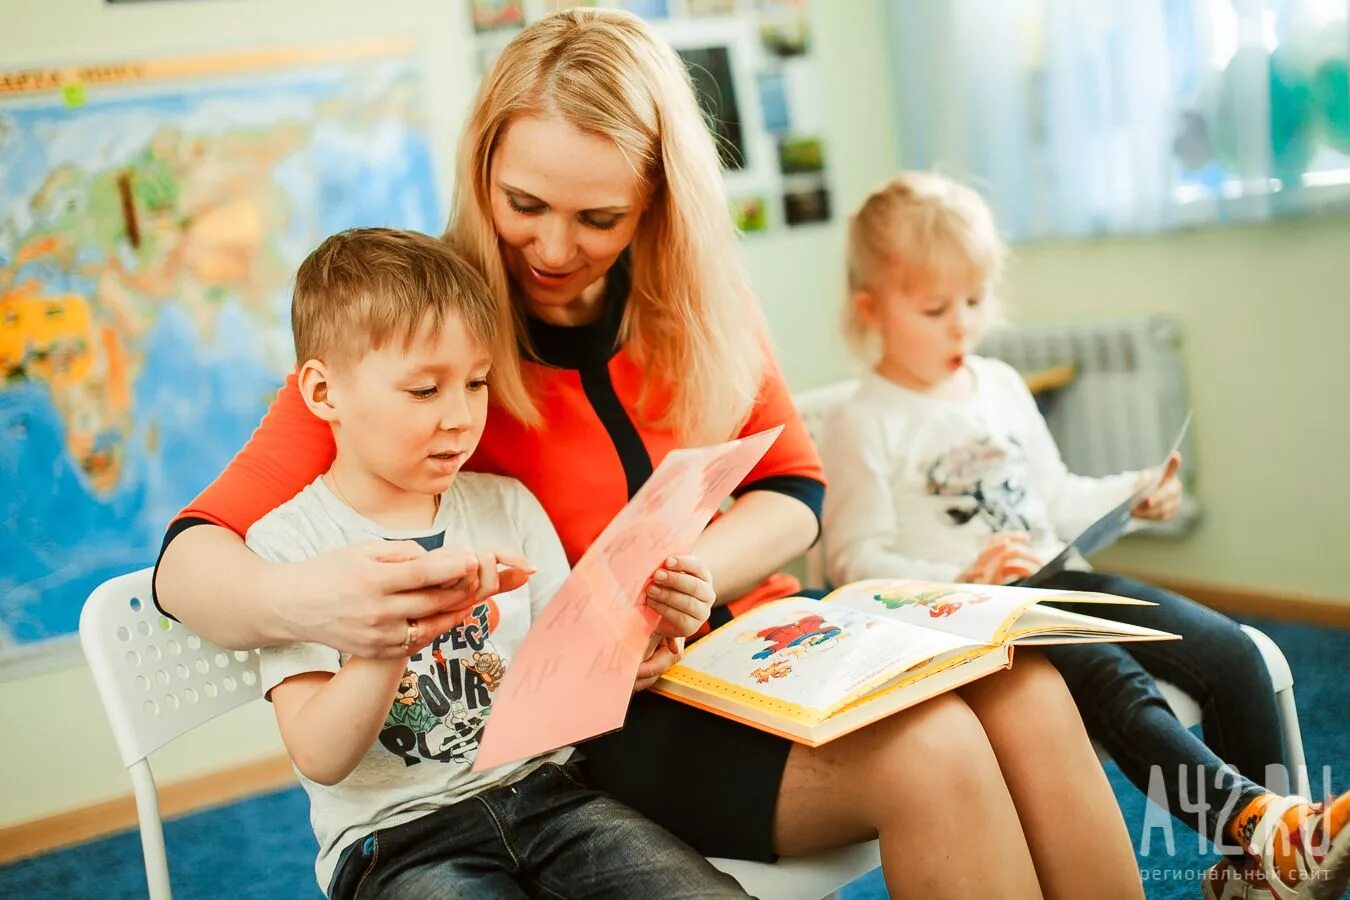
683 602 905 711
828 579 1027 642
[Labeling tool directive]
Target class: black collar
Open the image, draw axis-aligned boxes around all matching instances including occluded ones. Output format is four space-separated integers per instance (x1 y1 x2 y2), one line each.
525 251 631 370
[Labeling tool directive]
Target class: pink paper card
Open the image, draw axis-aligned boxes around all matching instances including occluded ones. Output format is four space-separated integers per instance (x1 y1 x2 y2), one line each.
473 425 784 770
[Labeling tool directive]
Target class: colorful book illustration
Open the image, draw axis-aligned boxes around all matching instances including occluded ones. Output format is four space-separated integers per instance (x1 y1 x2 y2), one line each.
1021 411 1192 587
651 578 1177 747
473 426 784 771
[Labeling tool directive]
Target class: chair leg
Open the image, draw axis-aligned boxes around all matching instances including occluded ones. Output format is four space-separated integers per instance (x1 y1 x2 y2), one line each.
1276 687 1312 800
130 761 172 900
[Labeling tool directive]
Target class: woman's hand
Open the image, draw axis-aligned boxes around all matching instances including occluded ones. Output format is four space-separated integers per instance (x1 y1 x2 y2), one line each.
280 541 534 659
957 532 1042 585
1131 451 1183 521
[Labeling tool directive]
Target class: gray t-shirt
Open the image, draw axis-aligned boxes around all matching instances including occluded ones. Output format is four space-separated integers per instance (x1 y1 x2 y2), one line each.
245 473 573 893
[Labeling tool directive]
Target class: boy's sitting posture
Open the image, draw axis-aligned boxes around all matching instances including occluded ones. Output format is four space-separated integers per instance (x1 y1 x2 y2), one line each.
247 229 745 898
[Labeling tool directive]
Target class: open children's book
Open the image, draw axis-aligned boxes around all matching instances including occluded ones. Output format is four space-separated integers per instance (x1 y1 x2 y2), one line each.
652 578 1178 747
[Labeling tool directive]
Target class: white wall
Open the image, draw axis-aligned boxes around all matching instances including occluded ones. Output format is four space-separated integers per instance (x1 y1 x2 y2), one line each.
1 0 892 827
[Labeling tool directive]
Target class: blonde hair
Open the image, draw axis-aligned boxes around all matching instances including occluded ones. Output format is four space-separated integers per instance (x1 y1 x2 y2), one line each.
449 8 764 443
845 172 1006 353
292 228 498 367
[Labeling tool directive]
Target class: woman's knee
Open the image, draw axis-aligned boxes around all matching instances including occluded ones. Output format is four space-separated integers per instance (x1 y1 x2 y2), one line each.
868 694 1003 796
988 651 1080 719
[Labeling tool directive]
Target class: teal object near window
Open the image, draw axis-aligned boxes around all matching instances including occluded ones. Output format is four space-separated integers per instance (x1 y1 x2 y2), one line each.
885 0 1350 239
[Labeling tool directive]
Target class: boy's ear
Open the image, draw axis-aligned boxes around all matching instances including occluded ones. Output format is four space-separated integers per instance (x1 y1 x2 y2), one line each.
853 290 882 330
297 359 339 423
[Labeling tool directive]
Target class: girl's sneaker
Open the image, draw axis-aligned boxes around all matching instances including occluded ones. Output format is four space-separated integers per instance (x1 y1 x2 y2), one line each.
1202 857 1273 900
1204 792 1350 900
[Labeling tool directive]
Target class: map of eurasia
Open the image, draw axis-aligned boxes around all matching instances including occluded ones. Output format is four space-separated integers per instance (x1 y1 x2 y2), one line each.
0 45 441 664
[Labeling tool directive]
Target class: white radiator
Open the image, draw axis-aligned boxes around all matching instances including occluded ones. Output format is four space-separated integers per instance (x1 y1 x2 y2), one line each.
977 316 1199 537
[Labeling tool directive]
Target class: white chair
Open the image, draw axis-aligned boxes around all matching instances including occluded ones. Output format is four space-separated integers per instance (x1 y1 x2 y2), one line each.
80 568 263 900
791 380 1310 798
80 568 879 899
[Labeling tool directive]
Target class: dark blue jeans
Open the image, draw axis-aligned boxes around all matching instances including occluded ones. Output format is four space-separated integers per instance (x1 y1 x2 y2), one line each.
1036 571 1284 842
327 762 750 899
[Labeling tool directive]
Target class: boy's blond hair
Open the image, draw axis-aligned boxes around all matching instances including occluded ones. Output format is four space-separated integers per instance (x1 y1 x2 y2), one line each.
845 172 1006 353
452 8 765 443
292 228 498 367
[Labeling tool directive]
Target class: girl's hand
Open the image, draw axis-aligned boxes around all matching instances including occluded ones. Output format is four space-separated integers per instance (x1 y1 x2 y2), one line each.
957 532 1042 585
1132 451 1183 521
645 555 717 640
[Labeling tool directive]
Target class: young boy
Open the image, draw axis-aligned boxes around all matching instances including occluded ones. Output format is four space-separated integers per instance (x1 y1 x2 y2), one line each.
823 173 1349 900
246 228 746 898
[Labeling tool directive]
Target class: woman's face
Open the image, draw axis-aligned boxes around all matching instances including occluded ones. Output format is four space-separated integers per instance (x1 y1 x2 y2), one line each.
489 113 647 325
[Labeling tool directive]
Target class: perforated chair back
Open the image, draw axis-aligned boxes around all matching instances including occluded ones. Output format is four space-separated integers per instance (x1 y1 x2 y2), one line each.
79 568 262 767
79 567 265 899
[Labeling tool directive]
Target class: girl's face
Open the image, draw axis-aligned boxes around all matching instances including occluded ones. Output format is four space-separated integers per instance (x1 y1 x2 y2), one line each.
856 260 992 392
489 113 647 325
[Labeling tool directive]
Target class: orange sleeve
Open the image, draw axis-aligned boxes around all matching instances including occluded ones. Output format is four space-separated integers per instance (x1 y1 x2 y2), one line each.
173 372 337 537
735 352 826 490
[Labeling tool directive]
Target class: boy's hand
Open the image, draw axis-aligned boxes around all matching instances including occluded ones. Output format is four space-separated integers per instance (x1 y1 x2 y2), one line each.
957 532 1042 585
646 555 717 640
1132 451 1183 521
458 546 537 604
633 637 685 693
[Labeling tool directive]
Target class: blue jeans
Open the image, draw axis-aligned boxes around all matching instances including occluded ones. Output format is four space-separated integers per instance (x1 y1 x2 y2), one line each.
1036 571 1284 841
327 762 750 899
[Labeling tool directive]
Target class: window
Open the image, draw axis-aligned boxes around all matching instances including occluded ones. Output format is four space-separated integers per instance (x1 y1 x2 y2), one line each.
888 0 1350 239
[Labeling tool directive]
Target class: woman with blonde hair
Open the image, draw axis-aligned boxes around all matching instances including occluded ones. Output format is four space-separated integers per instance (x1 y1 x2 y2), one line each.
155 10 1143 896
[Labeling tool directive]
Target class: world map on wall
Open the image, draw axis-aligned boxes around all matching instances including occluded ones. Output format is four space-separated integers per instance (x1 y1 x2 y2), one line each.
0 44 442 667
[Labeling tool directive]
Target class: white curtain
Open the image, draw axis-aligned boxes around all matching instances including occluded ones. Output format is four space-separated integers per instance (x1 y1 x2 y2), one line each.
886 0 1350 239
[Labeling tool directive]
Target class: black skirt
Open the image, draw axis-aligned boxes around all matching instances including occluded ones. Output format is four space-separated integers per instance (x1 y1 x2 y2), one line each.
574 689 793 862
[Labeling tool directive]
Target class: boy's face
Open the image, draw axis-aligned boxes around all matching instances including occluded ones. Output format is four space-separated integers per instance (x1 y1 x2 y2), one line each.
858 262 992 391
328 312 492 498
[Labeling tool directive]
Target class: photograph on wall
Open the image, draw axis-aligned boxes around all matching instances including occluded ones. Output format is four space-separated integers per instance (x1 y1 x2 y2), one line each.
783 181 830 225
759 14 810 57
0 41 441 676
471 0 526 33
676 45 747 170
776 134 824 174
756 70 791 133
730 195 769 232
543 0 598 12
687 0 738 16
621 0 670 19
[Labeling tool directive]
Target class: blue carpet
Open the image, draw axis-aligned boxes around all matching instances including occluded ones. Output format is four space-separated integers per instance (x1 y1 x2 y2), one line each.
4 618 1346 899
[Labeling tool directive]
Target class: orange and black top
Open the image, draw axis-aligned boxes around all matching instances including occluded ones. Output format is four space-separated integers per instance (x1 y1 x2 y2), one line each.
158 255 825 624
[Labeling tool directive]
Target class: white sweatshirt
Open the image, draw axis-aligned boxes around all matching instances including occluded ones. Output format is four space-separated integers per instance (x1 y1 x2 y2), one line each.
822 356 1139 586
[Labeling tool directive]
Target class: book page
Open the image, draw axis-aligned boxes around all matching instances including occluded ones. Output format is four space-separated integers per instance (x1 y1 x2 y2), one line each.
473 426 783 771
663 598 976 719
824 579 1046 643
1005 605 1179 644
1022 412 1192 586
824 579 1158 644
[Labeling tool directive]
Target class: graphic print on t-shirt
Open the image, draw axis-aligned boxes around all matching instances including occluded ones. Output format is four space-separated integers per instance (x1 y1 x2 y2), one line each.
378 596 505 767
924 435 1032 533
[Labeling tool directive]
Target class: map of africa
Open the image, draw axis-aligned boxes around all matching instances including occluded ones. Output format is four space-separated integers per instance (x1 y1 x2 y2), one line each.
0 45 441 668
